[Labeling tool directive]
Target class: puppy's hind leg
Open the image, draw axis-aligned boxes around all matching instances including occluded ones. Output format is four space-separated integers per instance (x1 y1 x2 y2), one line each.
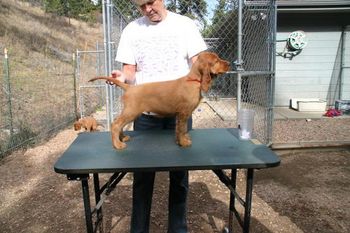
111 117 127 150
111 113 136 149
120 132 130 142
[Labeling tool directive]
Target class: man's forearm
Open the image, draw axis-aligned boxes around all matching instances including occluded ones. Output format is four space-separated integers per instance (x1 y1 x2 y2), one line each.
122 64 137 84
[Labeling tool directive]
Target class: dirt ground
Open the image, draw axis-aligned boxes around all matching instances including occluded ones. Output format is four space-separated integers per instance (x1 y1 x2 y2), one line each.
0 118 350 233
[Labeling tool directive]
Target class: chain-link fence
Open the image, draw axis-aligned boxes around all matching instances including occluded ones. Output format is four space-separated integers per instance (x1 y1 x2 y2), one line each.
0 1 276 157
99 0 276 144
0 48 77 158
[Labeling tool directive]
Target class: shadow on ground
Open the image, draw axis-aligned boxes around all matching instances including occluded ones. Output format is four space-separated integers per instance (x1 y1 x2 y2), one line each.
101 173 273 233
254 149 350 233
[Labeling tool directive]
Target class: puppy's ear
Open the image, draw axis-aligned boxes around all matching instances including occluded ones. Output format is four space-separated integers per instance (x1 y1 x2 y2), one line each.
199 62 212 92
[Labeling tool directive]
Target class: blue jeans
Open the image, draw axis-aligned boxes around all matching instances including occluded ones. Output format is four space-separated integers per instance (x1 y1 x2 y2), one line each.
130 114 192 233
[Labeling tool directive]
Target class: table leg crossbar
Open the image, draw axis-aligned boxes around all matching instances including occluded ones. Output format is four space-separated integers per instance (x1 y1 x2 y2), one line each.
67 172 127 233
213 169 254 233
93 172 127 213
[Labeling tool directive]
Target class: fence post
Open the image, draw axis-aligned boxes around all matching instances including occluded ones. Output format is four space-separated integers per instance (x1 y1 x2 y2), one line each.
72 52 78 119
103 0 115 131
236 0 244 111
3 48 14 135
339 26 348 100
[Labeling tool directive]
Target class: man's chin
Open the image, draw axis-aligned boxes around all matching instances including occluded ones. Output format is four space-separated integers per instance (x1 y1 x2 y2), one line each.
148 15 162 22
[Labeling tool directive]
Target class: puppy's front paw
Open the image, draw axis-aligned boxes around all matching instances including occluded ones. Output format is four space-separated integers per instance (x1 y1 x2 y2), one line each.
178 136 192 147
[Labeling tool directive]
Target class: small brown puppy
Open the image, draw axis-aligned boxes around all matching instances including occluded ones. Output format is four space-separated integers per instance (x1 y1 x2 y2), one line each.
89 51 230 149
74 116 99 132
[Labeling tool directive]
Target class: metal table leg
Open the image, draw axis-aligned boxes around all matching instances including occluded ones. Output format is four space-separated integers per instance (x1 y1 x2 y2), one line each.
214 169 255 233
82 178 94 233
243 169 254 233
73 172 127 233
93 173 103 232
228 169 237 233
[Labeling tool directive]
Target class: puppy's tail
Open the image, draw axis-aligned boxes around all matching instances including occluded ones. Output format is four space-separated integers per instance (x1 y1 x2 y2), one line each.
89 76 129 90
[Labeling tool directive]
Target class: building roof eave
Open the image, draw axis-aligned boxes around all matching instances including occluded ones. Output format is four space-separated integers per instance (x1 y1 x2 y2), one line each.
277 0 350 7
278 6 350 13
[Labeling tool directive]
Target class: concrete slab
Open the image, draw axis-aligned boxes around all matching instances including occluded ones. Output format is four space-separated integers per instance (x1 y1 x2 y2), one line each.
274 107 325 120
274 107 350 120
199 99 349 121
206 100 328 121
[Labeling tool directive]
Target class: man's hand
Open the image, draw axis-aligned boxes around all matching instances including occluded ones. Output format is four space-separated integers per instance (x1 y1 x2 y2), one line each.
107 70 125 85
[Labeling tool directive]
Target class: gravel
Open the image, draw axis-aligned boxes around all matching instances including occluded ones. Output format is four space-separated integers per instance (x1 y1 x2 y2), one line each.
0 116 349 233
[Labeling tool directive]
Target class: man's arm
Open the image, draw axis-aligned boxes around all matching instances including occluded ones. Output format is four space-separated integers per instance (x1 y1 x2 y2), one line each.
122 64 136 84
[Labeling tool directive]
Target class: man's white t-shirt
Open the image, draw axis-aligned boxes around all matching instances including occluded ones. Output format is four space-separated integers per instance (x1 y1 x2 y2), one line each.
116 11 207 85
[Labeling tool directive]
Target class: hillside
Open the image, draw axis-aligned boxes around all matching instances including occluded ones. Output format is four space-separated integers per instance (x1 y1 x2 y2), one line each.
0 0 103 71
0 0 103 155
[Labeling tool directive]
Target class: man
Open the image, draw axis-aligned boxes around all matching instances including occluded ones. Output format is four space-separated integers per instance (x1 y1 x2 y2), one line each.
112 0 207 232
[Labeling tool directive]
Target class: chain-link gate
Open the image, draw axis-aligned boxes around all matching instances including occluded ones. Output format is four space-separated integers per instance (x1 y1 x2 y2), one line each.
101 0 276 144
75 46 107 122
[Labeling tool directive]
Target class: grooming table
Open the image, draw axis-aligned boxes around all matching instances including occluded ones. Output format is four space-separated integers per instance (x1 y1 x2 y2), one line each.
54 128 280 233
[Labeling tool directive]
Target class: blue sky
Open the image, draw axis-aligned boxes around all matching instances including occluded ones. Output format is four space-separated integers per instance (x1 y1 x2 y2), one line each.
205 0 217 21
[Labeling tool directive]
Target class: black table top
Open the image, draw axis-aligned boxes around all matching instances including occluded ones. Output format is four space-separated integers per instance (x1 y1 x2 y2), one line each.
54 128 280 174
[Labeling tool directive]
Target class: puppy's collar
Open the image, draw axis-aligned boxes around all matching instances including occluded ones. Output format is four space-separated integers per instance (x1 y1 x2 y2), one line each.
187 77 201 83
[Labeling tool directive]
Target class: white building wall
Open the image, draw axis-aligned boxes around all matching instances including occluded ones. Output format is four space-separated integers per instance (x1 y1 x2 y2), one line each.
275 27 343 106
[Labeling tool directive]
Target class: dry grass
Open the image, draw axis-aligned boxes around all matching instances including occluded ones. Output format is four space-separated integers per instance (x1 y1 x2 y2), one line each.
0 0 103 155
